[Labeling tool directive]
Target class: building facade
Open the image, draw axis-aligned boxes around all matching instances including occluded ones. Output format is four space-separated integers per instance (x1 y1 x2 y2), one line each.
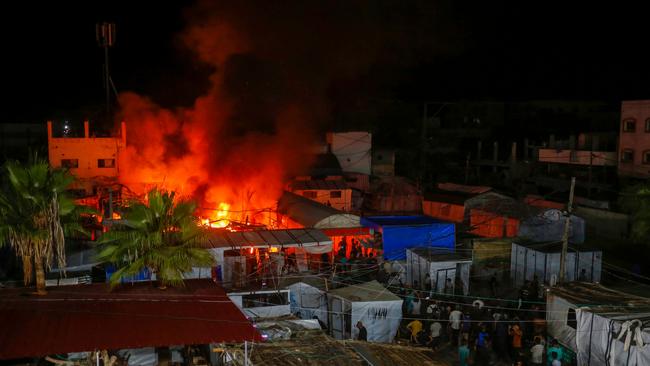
618 100 650 178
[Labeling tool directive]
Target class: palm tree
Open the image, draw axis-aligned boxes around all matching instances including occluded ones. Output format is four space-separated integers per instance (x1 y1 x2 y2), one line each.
96 188 214 288
0 157 82 294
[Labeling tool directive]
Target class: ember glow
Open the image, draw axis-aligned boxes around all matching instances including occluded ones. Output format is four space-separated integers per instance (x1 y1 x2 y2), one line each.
117 21 316 228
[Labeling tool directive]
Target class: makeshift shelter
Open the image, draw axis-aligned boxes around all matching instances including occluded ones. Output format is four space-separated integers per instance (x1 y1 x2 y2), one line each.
328 280 403 342
280 276 330 327
288 179 352 211
518 208 585 244
470 238 512 278
547 283 650 366
510 241 602 287
406 248 472 295
422 191 472 223
365 176 423 213
227 289 291 320
204 228 332 289
360 216 455 260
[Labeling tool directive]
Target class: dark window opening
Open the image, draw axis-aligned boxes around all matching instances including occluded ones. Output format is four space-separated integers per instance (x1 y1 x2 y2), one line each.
623 119 636 132
621 149 634 163
643 151 650 165
61 159 79 168
302 191 317 199
567 308 577 329
330 190 342 198
98 159 115 168
646 118 650 133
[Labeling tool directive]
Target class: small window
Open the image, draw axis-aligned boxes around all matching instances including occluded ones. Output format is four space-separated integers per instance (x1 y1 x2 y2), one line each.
621 149 634 163
302 191 317 199
98 159 115 168
622 119 636 132
643 151 650 165
330 191 342 199
61 159 79 168
567 308 577 329
646 118 650 132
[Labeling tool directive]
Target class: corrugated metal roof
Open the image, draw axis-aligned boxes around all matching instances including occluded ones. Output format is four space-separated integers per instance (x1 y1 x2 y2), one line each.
0 279 262 360
204 227 332 249
549 282 650 311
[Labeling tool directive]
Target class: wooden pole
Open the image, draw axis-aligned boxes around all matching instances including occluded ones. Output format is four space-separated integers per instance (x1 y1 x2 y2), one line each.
559 177 576 283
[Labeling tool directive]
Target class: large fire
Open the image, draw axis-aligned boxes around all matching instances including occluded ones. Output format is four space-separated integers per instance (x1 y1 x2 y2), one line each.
116 20 316 229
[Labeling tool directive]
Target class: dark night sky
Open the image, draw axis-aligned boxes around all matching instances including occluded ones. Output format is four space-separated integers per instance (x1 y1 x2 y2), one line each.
2 1 649 124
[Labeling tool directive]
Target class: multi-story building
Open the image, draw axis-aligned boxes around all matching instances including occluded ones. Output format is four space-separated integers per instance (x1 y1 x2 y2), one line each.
47 120 126 196
618 100 650 178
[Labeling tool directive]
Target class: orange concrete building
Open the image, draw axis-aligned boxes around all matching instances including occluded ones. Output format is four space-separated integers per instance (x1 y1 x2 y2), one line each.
618 100 650 178
47 121 126 195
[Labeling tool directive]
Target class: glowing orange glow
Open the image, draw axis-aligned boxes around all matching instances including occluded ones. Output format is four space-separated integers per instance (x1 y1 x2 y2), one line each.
249 247 255 254
112 212 121 220
268 247 279 253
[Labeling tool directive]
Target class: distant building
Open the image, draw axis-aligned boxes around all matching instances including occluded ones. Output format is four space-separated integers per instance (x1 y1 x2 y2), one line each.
288 178 352 211
47 120 126 196
327 131 372 175
618 100 650 178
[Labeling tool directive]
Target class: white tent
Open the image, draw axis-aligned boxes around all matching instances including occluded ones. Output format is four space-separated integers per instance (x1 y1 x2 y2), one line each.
547 283 650 366
511 241 602 287
406 248 472 296
327 280 403 342
227 289 291 320
281 276 330 327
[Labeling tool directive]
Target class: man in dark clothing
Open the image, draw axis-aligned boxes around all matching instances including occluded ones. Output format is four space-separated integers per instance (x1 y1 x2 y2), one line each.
489 274 498 297
356 321 368 341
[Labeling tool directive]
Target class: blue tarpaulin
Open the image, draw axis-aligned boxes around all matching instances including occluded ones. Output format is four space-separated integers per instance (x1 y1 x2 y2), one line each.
360 216 455 260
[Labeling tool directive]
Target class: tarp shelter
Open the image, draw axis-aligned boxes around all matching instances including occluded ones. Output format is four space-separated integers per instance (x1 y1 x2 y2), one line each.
470 238 511 278
280 276 329 327
406 248 472 295
227 289 291 320
518 208 585 244
360 216 455 260
328 280 403 342
547 283 650 366
510 241 602 287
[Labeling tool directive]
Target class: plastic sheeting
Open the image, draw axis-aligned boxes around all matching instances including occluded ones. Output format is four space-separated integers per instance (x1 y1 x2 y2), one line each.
361 216 455 260
518 209 585 244
575 309 650 366
118 348 157 366
350 300 403 342
287 282 329 327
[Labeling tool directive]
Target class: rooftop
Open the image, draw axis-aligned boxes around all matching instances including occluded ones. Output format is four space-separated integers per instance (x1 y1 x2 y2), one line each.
361 215 446 227
204 228 332 249
329 280 401 302
549 282 650 317
408 248 472 262
513 240 600 254
0 279 261 360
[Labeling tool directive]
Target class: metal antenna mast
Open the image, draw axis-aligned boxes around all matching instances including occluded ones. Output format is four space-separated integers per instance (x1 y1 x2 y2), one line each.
96 22 116 122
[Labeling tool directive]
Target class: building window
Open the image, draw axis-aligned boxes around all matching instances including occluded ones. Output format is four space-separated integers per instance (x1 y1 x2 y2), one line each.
643 151 650 165
622 119 636 132
567 308 577 329
302 191 317 199
98 159 115 168
621 149 634 163
61 159 79 168
330 191 342 199
646 118 650 132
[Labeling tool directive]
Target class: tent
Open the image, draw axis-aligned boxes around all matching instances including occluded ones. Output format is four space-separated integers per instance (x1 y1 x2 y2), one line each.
360 216 455 260
281 276 330 327
518 208 585 244
405 248 472 296
227 289 291 320
510 241 602 287
547 283 650 366
328 280 403 342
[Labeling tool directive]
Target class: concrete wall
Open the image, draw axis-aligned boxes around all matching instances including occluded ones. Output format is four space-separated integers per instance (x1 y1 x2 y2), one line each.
574 206 629 240
618 100 650 178
292 188 352 211
538 149 616 166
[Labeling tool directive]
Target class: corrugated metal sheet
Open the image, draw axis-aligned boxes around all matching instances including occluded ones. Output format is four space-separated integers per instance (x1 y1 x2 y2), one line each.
205 227 332 249
0 279 262 360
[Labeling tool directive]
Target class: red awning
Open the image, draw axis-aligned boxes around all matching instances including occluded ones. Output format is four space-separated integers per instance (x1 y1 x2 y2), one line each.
0 279 262 360
321 227 370 237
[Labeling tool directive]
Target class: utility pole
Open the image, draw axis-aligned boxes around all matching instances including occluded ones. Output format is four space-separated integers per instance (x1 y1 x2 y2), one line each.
559 177 576 283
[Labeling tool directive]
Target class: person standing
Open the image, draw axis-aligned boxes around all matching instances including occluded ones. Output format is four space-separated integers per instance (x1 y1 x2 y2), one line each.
530 337 545 366
547 339 563 366
550 351 561 366
509 322 523 360
356 321 368 341
489 273 498 297
475 325 490 366
449 306 463 346
459 339 471 366
429 319 442 351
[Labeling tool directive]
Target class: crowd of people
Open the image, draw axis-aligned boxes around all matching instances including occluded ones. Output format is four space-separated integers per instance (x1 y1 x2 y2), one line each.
396 278 567 366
